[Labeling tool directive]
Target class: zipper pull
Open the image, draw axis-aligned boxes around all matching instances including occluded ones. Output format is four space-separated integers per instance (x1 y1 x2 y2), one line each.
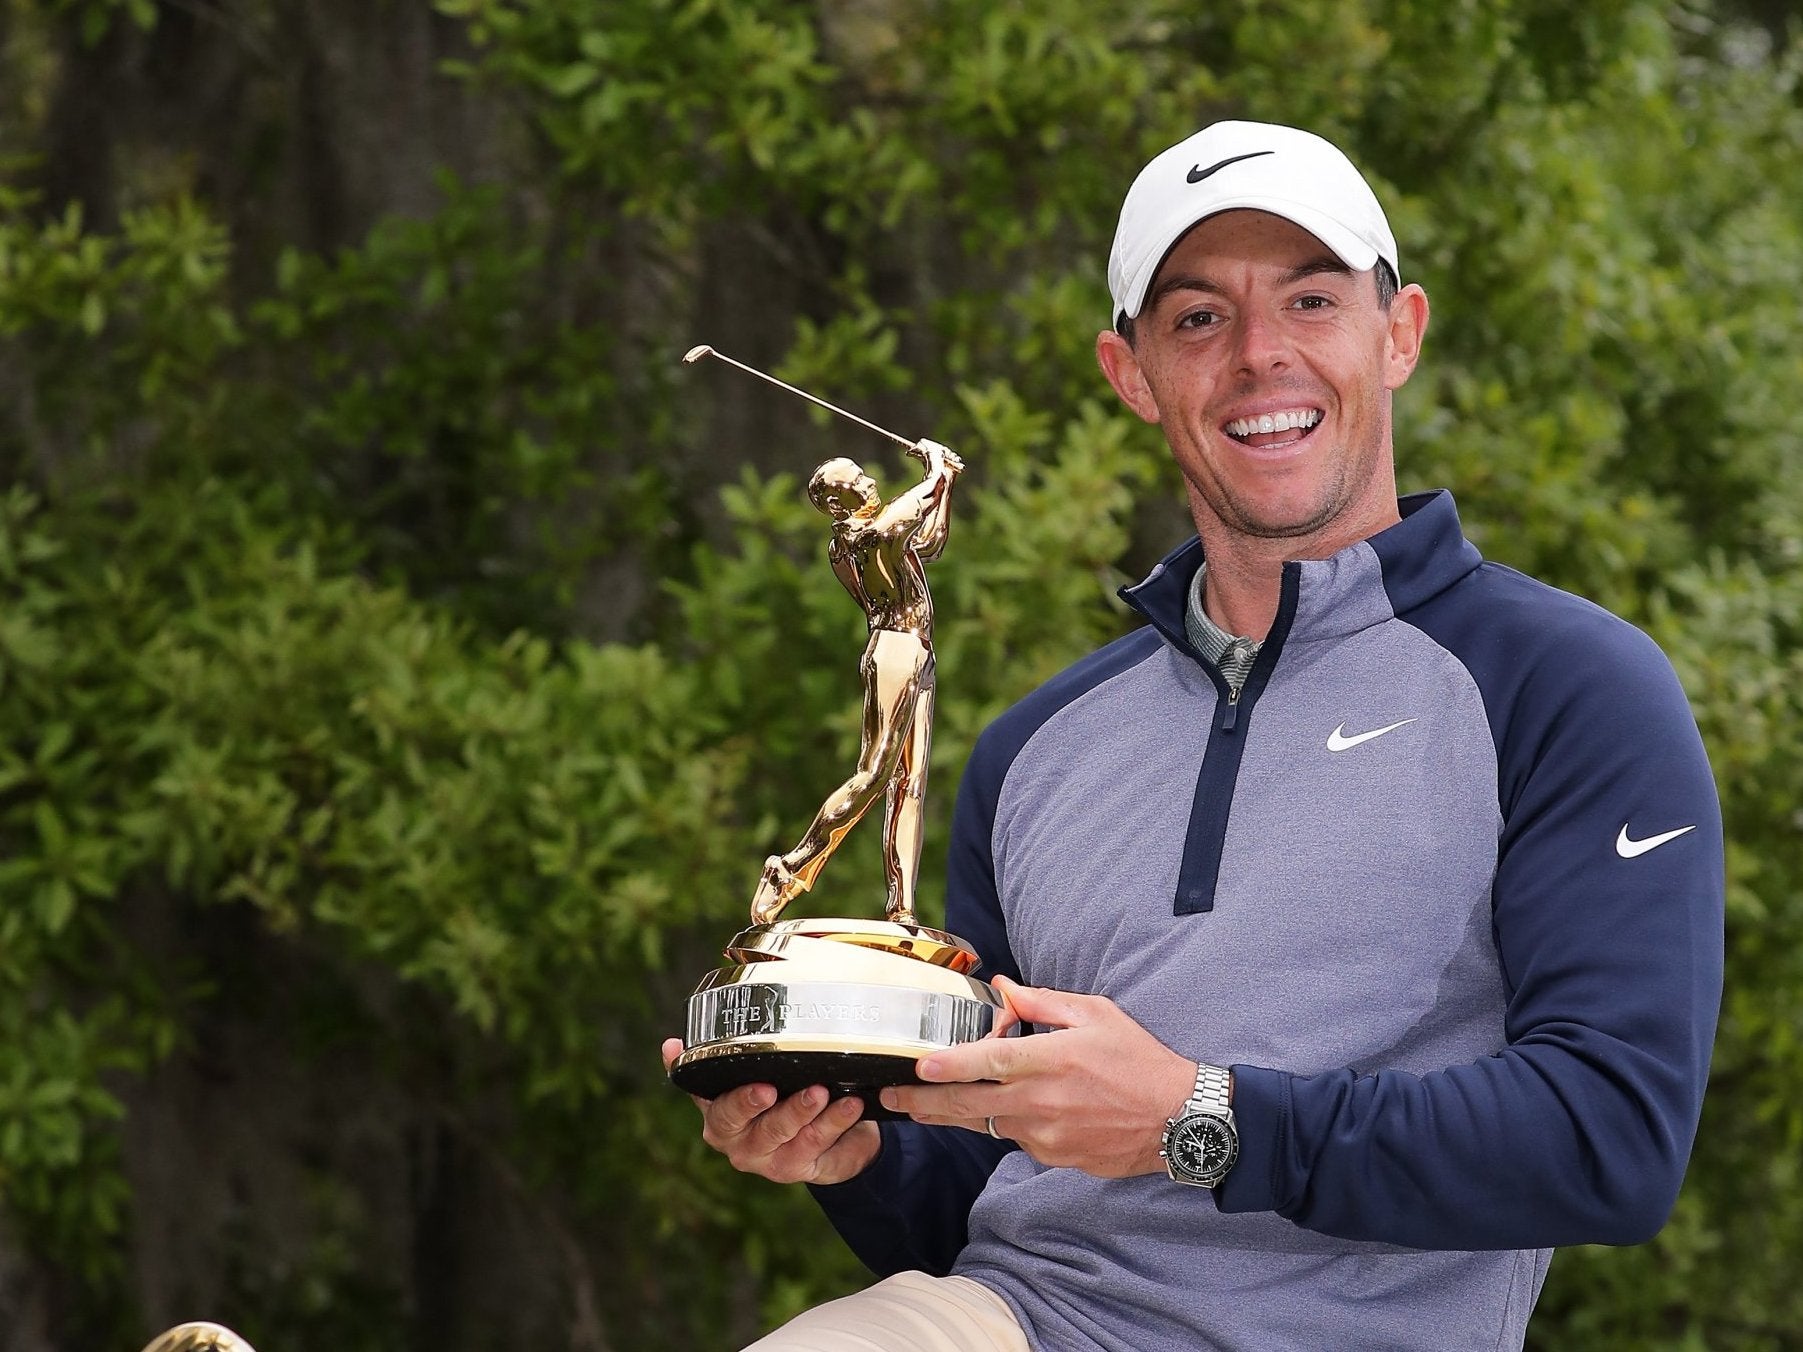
1219 685 1240 733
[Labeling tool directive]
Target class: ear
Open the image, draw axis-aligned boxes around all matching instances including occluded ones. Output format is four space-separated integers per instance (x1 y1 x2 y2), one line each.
1383 283 1430 391
1096 329 1162 425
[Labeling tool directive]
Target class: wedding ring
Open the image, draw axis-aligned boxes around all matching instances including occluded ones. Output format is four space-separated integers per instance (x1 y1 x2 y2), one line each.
985 1115 1000 1139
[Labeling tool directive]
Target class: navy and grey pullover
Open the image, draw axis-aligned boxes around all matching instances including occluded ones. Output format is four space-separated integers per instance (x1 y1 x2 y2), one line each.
811 491 1724 1351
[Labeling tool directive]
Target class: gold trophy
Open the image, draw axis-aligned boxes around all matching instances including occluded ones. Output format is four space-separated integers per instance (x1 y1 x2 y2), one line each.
140 1325 256 1351
667 347 1002 1119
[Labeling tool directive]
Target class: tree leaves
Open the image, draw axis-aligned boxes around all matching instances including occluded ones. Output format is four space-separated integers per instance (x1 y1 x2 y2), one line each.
2 0 1801 1345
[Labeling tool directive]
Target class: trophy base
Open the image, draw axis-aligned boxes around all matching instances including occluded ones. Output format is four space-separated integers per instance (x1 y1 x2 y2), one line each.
671 920 1002 1122
668 1043 929 1121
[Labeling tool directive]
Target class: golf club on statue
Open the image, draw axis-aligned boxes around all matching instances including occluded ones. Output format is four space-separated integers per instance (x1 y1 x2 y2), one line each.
682 344 918 450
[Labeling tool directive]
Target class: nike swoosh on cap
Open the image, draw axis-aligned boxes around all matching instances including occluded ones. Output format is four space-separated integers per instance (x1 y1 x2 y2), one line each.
1187 151 1275 184
1615 823 1697 859
1325 718 1416 752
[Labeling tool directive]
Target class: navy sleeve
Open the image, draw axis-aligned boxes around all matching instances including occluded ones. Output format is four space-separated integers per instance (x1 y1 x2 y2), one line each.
1218 574 1724 1249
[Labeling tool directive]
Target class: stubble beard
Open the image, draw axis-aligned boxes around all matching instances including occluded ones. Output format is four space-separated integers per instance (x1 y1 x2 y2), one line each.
1190 423 1400 555
1200 451 1359 542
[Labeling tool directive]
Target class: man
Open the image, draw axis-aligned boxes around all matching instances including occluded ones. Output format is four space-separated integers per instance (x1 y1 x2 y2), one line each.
751 440 964 927
665 120 1724 1351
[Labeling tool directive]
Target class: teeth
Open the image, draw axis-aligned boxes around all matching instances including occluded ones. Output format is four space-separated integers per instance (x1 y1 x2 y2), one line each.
1225 408 1322 439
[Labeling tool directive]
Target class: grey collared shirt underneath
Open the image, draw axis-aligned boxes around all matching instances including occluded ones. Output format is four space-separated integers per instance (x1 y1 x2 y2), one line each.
1184 562 1261 696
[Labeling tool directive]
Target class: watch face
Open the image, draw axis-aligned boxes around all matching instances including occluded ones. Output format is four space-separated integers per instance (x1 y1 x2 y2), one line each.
1169 1115 1238 1183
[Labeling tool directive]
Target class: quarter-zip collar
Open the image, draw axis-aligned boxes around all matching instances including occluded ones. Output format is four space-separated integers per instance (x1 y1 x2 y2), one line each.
1119 490 1482 654
1185 564 1261 698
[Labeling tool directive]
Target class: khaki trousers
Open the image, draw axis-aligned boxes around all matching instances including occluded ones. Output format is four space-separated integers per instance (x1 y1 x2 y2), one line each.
743 1271 1030 1352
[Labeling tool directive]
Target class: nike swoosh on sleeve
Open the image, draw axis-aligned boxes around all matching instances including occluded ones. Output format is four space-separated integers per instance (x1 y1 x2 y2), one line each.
1615 824 1697 858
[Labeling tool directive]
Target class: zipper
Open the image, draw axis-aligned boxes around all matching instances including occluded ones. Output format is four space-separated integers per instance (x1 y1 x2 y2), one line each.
1215 637 1256 732
1172 569 1300 915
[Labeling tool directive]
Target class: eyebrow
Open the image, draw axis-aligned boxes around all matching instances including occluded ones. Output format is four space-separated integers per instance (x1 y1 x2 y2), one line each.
1146 255 1354 310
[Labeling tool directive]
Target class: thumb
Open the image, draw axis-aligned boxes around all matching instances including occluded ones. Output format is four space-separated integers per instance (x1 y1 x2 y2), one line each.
992 975 1095 1030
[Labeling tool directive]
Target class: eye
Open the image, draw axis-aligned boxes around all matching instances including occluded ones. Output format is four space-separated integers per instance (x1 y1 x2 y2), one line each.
1176 308 1223 330
1292 293 1333 311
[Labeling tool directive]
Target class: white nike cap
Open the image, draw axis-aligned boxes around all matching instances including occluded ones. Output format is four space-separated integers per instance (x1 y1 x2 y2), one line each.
1107 120 1399 329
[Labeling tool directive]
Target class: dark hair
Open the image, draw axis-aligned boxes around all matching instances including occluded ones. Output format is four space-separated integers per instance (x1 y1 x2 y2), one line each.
1115 258 1400 345
1373 258 1399 308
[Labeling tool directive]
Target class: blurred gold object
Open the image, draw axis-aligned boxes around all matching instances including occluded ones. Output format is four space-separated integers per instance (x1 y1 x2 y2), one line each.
669 349 1001 1118
140 1325 256 1352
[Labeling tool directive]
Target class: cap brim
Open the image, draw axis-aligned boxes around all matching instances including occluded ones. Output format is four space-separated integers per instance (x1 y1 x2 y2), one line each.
1121 195 1386 321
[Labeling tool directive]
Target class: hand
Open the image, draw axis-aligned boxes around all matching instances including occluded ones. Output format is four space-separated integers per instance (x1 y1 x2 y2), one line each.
750 854 802 925
661 1039 881 1185
912 438 965 475
878 978 1195 1178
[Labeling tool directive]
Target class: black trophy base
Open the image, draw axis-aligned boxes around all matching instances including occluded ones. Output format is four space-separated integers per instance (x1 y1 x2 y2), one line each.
669 1048 924 1122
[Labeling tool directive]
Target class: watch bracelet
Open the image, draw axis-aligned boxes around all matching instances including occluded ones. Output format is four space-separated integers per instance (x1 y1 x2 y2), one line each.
1189 1061 1232 1117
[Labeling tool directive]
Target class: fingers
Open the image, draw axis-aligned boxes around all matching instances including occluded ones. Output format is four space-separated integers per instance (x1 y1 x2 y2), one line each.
664 1037 881 1181
707 1083 819 1154
722 1088 873 1185
882 1039 1023 1124
702 1081 782 1138
910 982 1107 1083
897 988 1199 1177
915 1036 1024 1086
988 1003 1022 1040
812 1102 885 1177
987 977 1023 1039
661 1040 815 1144
916 439 964 474
778 1092 873 1178
882 1078 1005 1126
991 976 1101 1030
690 1078 879 1185
705 1081 855 1163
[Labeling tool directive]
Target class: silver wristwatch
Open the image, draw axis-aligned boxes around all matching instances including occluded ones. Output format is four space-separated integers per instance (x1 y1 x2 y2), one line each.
1160 1062 1238 1188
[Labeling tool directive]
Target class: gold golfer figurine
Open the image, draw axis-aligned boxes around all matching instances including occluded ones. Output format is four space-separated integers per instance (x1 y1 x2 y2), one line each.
140 1324 256 1352
672 346 999 1114
750 440 964 926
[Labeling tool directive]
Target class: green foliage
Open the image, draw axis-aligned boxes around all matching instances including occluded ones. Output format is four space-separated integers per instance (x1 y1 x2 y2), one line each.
0 0 1800 1346
0 193 240 488
44 0 157 49
245 178 681 631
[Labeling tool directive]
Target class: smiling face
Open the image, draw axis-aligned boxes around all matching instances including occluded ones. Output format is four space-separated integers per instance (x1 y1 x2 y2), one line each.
1097 210 1428 558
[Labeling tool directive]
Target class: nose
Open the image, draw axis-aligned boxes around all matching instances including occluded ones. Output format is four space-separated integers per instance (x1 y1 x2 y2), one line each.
1232 308 1289 376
